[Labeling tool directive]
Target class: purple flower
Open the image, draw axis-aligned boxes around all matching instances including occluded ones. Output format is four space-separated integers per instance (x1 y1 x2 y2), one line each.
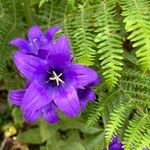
104 136 124 150
103 136 149 150
109 136 124 150
10 25 61 59
9 26 100 124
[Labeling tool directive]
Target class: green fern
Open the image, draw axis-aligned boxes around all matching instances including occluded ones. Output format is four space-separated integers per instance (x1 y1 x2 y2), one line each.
87 87 121 126
119 68 150 103
71 5 96 66
121 0 150 73
0 0 16 80
124 112 150 150
94 0 124 90
105 103 127 147
68 0 75 10
135 131 150 150
86 101 103 127
0 0 25 80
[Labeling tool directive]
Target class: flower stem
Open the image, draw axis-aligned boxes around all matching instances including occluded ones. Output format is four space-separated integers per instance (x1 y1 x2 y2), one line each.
23 0 32 25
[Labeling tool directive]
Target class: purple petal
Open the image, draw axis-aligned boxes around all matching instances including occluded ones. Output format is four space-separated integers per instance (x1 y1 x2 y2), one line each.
14 51 45 80
10 38 29 51
38 43 53 59
28 25 43 40
21 81 52 112
64 64 100 88
54 35 71 58
25 80 31 88
88 76 101 86
80 100 86 110
54 85 80 117
37 49 49 60
42 103 60 123
110 136 120 146
23 109 42 122
9 90 25 106
77 87 95 102
45 26 61 41
109 136 124 150
78 88 95 110
47 35 71 69
109 143 124 150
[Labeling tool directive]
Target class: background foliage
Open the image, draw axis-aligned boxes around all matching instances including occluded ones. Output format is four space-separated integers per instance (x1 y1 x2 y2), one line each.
0 0 150 150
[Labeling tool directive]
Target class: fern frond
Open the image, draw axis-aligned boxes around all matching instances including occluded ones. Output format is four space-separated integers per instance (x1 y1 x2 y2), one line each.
124 112 150 150
121 0 150 73
71 5 96 66
86 92 105 126
123 51 139 67
135 131 150 150
86 101 103 127
68 0 75 10
87 88 121 126
105 103 127 146
0 0 16 80
119 68 150 103
94 1 124 90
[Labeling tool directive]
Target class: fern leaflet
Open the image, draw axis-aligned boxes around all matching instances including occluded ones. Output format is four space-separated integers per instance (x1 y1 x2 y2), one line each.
94 1 124 90
124 112 150 150
121 0 150 73
105 103 127 147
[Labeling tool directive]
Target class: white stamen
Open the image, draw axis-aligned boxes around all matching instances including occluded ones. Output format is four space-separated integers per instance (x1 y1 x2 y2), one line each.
33 38 39 49
46 71 65 86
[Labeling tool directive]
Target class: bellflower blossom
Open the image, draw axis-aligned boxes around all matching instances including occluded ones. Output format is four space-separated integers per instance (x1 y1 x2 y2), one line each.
108 136 124 150
104 136 149 150
9 25 100 124
10 25 61 59
104 136 124 150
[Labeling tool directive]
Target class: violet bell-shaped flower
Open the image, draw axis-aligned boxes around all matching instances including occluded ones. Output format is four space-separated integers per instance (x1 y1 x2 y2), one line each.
104 136 124 150
9 27 100 124
104 136 149 150
10 25 61 59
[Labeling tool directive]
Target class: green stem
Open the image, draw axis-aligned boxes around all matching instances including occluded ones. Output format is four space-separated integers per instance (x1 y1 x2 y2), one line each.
22 0 32 25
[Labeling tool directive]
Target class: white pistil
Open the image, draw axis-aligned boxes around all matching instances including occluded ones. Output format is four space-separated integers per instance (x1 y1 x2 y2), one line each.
32 38 39 49
46 71 65 86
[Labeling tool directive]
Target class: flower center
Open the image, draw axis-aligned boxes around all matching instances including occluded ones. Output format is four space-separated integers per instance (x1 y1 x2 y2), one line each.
32 38 39 49
46 71 65 86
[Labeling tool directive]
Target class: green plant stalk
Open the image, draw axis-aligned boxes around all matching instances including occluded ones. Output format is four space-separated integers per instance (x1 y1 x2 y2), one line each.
22 0 32 25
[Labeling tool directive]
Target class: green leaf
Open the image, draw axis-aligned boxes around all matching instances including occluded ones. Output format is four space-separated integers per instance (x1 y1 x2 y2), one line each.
59 119 101 134
85 131 105 150
60 142 85 150
45 134 85 150
12 107 24 127
18 128 43 144
40 146 47 150
39 0 50 7
39 119 56 141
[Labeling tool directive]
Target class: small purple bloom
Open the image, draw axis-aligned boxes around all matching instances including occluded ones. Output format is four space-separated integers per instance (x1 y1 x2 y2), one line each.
104 136 124 150
109 136 124 150
103 136 149 150
10 25 61 59
9 26 100 124
77 87 95 110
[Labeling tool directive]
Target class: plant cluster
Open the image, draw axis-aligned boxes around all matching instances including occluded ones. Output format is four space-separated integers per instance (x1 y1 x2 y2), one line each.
0 0 149 150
